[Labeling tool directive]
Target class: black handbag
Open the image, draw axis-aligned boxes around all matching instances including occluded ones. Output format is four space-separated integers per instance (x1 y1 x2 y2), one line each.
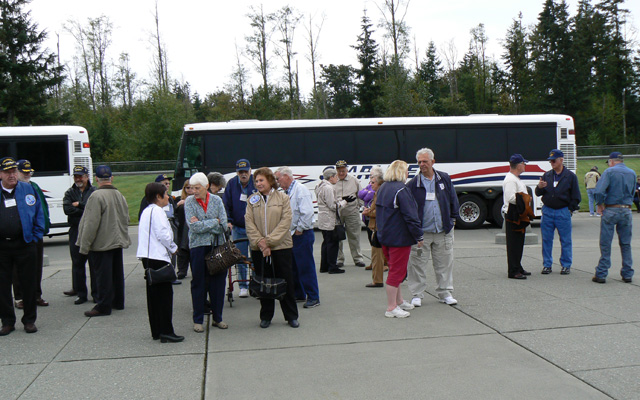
371 231 382 248
249 257 287 300
205 230 246 275
144 208 177 285
334 207 347 241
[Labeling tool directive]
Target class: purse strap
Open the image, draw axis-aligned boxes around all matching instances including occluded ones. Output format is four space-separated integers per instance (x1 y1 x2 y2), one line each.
335 205 343 224
147 207 153 259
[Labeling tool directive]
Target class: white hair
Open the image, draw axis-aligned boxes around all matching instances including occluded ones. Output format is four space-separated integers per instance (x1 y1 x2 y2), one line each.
370 166 384 179
323 168 337 179
96 177 112 183
416 148 434 161
276 166 293 177
189 172 209 187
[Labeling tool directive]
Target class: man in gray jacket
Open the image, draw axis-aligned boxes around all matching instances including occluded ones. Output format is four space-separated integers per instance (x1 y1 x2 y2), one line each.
77 165 131 317
332 160 364 267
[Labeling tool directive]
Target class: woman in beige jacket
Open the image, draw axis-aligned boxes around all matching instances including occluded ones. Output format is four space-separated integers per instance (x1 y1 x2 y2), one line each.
245 167 299 329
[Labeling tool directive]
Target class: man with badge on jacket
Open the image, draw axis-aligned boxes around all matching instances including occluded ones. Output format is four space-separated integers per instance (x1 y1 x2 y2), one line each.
62 166 97 305
0 157 44 336
332 160 364 268
77 165 131 317
223 159 256 298
535 149 581 275
406 148 460 307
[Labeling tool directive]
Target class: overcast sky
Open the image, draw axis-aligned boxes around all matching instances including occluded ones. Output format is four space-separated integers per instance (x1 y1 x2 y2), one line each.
29 0 639 99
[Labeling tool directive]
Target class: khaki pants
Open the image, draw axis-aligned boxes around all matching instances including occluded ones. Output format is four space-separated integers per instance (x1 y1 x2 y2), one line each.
337 211 364 265
407 231 454 300
371 246 385 284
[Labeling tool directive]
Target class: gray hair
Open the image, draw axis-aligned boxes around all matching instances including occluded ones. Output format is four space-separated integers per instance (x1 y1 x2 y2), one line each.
416 148 435 161
370 166 383 179
323 168 337 179
189 172 209 188
96 177 112 183
373 174 384 185
207 172 226 188
276 166 293 177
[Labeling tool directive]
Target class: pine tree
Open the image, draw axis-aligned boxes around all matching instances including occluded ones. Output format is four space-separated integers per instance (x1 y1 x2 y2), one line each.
502 12 530 114
352 10 381 118
0 0 64 125
417 41 444 114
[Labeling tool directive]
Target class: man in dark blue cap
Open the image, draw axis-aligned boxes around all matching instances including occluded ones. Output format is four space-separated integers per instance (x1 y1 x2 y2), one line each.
535 149 581 275
592 152 636 284
223 159 255 298
62 165 97 304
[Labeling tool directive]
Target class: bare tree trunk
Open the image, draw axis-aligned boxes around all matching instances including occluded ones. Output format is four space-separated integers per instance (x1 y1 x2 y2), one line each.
305 13 325 119
153 1 168 91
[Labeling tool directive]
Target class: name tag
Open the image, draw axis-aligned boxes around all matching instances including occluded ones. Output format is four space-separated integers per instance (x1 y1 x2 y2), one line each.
426 192 436 201
553 181 558 187
240 193 247 202
4 198 16 208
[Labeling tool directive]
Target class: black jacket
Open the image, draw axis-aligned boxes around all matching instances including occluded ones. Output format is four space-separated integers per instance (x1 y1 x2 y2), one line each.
406 170 459 234
534 166 581 211
62 183 96 227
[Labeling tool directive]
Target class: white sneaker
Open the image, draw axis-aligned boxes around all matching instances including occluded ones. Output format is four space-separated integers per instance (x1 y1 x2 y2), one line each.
239 288 249 298
385 307 410 318
439 296 458 305
397 301 415 310
411 297 422 307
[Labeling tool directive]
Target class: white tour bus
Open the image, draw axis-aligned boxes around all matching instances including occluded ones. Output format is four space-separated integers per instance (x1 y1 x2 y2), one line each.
0 126 93 235
173 115 576 229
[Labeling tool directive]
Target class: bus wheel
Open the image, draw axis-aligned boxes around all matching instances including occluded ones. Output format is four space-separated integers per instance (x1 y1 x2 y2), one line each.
491 199 504 228
457 194 487 229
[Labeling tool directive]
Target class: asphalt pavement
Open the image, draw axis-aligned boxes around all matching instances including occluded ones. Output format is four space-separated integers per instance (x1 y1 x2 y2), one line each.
1 212 639 399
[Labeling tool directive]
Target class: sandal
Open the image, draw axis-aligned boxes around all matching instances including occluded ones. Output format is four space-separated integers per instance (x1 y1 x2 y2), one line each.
193 323 204 333
212 321 228 329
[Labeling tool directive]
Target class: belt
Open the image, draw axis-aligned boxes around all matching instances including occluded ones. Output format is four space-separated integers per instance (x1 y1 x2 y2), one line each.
605 204 631 208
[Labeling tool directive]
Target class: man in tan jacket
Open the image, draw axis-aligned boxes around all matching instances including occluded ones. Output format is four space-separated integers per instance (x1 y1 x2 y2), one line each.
332 160 364 267
77 165 131 317
584 166 600 216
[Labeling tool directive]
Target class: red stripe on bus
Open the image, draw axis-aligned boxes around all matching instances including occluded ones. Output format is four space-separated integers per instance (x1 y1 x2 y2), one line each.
450 164 545 179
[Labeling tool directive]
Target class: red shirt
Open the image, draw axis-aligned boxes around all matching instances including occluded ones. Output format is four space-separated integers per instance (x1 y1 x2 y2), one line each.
196 192 209 213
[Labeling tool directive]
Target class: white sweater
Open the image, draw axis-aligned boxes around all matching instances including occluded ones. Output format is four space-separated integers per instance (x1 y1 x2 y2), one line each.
137 204 178 263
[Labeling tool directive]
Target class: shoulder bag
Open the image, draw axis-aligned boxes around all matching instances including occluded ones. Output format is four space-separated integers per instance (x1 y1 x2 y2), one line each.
249 256 287 300
145 208 178 285
205 229 246 275
334 207 347 241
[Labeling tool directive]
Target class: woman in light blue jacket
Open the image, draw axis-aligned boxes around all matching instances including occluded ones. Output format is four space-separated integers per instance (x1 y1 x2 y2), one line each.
185 173 228 333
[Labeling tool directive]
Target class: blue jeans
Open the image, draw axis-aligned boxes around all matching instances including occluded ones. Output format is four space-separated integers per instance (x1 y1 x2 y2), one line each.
291 230 320 301
541 206 572 269
232 226 250 289
190 246 227 324
596 208 634 279
587 189 597 215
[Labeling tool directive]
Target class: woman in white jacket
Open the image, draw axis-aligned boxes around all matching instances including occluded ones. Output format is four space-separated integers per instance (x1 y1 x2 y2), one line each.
137 182 183 343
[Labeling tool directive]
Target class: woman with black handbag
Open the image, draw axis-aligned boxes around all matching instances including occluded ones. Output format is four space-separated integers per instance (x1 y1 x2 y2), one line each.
245 167 299 329
315 168 347 274
363 173 386 288
185 173 228 333
137 183 183 343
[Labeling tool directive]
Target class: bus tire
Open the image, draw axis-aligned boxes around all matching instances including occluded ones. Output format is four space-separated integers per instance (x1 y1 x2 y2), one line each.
456 194 487 229
491 199 504 228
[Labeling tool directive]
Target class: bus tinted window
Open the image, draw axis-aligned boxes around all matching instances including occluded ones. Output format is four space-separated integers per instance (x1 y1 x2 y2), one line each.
404 128 456 162
252 131 304 166
203 133 237 169
457 127 508 162
507 126 556 161
354 130 398 164
14 136 68 175
304 131 342 165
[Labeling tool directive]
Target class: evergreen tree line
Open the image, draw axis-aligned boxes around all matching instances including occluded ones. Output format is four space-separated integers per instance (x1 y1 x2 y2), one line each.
1 0 639 161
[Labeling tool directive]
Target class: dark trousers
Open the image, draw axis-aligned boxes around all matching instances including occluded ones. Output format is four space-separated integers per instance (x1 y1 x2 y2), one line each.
69 226 96 299
320 230 340 272
251 248 298 322
0 240 37 326
12 239 44 301
177 248 190 278
190 246 227 324
142 258 176 338
291 230 319 301
505 221 526 277
91 248 125 314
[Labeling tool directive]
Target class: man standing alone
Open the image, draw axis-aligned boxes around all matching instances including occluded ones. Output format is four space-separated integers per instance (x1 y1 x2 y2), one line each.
77 166 131 317
332 160 364 268
535 149 581 275
584 166 600 216
592 152 636 284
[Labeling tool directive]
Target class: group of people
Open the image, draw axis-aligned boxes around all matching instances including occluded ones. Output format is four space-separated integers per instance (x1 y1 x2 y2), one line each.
503 150 635 284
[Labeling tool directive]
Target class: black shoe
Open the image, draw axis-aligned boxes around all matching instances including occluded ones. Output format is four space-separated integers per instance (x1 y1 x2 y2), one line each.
288 319 300 328
592 276 606 284
260 320 271 329
319 269 328 273
561 267 570 275
521 270 532 276
328 268 345 274
622 276 632 283
355 262 366 267
508 274 527 280
171 280 182 285
541 267 552 274
336 263 344 268
74 297 88 305
177 274 187 280
160 333 185 343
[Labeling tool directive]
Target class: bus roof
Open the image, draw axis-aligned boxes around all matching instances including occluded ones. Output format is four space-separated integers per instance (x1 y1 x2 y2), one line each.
184 114 574 132
0 126 89 136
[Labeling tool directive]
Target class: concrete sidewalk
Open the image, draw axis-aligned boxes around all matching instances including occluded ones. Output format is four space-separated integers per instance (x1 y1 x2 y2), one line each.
1 212 638 399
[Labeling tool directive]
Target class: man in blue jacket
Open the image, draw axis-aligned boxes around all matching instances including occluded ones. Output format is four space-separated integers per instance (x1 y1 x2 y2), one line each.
535 149 581 275
405 148 459 307
222 159 256 298
0 157 44 336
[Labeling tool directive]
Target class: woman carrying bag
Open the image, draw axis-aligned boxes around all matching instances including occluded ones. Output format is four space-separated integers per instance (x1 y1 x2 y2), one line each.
245 167 299 329
137 183 183 343
315 168 347 274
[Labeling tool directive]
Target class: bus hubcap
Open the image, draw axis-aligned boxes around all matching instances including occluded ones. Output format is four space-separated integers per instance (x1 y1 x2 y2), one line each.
460 202 480 222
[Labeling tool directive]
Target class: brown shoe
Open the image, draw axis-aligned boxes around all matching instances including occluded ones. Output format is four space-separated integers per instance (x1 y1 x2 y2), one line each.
84 309 109 317
36 298 49 307
365 283 384 288
365 265 372 270
14 300 23 309
63 290 77 296
383 267 389 272
0 325 15 336
24 323 38 333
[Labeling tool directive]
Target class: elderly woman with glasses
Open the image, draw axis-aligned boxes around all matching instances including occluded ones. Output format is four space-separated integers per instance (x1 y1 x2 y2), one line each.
175 181 195 279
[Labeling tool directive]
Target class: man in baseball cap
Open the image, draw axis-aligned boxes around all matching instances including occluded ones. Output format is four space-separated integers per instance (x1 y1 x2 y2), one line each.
333 159 364 268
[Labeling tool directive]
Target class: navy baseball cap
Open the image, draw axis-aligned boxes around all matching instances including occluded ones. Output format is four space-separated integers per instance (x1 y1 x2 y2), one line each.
335 160 348 168
73 166 89 175
0 157 17 171
547 149 564 160
17 159 34 173
236 159 251 171
509 154 528 164
607 152 623 162
95 165 112 178
155 173 172 182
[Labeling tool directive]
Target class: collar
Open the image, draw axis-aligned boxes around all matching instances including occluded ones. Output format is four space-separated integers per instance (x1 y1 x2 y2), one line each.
416 170 441 187
1 182 15 193
286 180 296 195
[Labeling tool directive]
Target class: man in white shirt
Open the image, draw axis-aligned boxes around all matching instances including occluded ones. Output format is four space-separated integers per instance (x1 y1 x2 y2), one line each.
502 154 531 280
275 167 320 308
